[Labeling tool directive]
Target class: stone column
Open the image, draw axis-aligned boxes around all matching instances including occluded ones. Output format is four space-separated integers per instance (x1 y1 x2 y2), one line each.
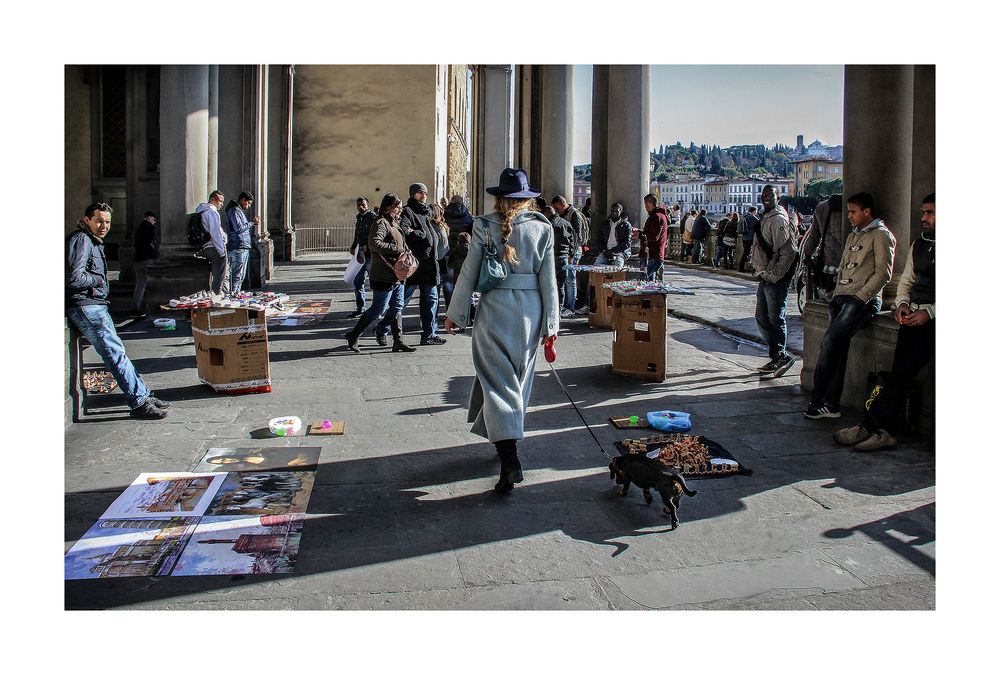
592 65 650 245
207 64 219 193
255 65 275 281
472 65 513 215
590 65 609 231
217 65 252 200
538 65 573 201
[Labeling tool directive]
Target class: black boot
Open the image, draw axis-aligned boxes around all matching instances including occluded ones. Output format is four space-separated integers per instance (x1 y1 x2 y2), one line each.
344 314 373 353
391 315 415 353
494 440 523 493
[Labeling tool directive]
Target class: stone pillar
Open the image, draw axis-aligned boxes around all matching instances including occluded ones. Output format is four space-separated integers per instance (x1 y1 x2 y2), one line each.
590 65 609 231
472 65 513 215
207 64 219 193
255 65 275 280
217 65 252 201
538 65 573 201
158 65 209 245
592 65 650 245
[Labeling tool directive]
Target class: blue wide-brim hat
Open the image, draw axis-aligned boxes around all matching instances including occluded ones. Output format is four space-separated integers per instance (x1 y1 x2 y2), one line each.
486 168 541 199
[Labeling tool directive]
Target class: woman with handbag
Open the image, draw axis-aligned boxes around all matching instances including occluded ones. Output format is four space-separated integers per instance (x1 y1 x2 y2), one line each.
343 193 416 353
443 168 561 493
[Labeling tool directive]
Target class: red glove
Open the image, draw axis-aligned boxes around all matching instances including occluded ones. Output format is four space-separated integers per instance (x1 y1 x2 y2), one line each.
544 335 557 363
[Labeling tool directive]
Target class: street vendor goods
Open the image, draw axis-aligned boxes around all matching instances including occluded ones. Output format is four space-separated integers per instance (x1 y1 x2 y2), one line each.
608 453 698 529
616 434 753 478
602 279 694 296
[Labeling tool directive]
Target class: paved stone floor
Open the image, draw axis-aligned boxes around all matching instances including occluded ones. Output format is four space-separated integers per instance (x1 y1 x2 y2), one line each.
64 253 934 610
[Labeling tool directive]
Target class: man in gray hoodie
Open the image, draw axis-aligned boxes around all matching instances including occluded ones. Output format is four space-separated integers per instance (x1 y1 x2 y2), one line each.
752 185 799 379
804 192 895 419
197 190 229 296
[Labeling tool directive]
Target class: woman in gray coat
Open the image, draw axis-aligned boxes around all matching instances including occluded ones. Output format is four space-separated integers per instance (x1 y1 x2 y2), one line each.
444 168 560 493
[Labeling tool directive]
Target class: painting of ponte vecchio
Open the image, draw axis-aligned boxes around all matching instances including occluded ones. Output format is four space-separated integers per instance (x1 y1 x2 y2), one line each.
171 515 305 576
205 471 315 516
101 473 227 519
64 517 198 580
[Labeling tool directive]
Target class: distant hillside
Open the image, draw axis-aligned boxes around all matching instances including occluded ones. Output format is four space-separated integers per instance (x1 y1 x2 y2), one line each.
574 142 794 180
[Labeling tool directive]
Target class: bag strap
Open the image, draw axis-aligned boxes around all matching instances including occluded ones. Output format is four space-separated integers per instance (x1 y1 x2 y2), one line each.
815 199 835 262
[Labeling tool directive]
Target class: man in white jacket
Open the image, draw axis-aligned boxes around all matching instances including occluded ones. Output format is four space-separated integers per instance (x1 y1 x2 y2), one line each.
197 190 229 296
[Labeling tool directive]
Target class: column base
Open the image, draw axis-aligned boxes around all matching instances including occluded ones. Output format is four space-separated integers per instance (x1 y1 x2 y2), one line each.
143 244 215 314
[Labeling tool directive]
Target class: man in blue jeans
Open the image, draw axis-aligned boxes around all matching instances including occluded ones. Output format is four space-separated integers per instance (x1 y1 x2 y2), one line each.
225 191 258 295
66 203 170 419
751 185 799 379
804 192 895 419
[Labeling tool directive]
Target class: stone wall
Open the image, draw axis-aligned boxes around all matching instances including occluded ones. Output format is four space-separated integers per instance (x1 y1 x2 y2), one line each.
65 66 92 233
291 65 438 230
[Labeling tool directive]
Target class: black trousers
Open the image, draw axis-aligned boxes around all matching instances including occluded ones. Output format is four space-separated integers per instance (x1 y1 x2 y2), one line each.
863 320 935 434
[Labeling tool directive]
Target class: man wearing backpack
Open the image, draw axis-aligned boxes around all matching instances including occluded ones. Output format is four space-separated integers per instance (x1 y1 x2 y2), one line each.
195 190 229 296
751 185 799 379
803 192 895 419
737 207 759 272
799 195 844 303
552 195 589 314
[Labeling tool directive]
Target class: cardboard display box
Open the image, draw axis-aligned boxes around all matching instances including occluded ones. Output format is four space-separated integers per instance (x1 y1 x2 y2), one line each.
611 294 667 382
588 270 628 329
191 307 271 394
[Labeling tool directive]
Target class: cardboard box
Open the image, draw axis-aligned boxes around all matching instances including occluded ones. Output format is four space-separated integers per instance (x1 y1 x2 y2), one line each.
611 294 667 381
587 270 628 329
191 308 271 394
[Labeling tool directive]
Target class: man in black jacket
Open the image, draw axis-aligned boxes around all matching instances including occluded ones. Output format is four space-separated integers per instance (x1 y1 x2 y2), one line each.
66 203 170 419
349 197 377 318
594 201 632 267
375 183 446 345
552 195 589 314
689 209 711 264
131 210 159 317
542 205 577 319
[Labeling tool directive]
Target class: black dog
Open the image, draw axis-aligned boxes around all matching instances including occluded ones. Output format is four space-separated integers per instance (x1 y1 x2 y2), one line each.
609 454 698 529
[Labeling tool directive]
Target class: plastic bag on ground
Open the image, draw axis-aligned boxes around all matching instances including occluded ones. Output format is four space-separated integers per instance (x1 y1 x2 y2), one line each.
646 410 692 432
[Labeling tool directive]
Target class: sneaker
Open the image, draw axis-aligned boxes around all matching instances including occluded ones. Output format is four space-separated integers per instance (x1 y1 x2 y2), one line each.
375 333 388 347
575 306 590 315
853 429 897 452
757 357 780 374
560 308 575 318
834 424 871 446
764 354 796 379
130 400 167 420
421 335 447 345
804 403 841 419
147 397 171 410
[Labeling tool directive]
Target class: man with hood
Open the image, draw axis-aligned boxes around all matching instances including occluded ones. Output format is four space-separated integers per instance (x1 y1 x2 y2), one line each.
443 194 474 250
375 182 446 345
197 190 229 296
804 192 895 418
594 201 632 267
66 202 170 419
752 185 799 379
639 193 669 281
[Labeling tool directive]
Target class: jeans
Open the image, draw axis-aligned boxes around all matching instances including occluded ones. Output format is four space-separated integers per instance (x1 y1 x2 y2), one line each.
690 239 705 264
563 249 582 310
810 294 880 406
645 257 663 281
595 251 625 267
361 281 405 328
132 260 150 312
228 248 250 294
67 305 151 409
555 255 569 297
755 275 793 360
863 320 935 434
714 242 734 268
739 239 754 271
377 283 439 341
203 245 230 295
440 264 455 313
352 252 372 311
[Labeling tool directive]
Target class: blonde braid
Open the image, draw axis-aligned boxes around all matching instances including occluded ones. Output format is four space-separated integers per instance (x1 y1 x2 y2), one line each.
493 196 533 264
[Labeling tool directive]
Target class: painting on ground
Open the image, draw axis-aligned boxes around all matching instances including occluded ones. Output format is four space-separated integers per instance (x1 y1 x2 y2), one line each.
171 514 305 576
100 473 227 519
194 446 321 473
64 517 198 580
205 471 316 516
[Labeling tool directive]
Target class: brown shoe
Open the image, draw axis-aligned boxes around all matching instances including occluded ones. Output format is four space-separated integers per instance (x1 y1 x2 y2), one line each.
833 424 870 446
853 429 897 452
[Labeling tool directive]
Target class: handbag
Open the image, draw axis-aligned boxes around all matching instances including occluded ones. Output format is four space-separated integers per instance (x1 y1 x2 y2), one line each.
343 248 366 285
476 218 507 293
722 236 737 247
377 248 417 282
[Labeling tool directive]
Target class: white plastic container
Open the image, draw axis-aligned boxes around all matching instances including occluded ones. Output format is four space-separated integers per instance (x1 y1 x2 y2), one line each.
153 318 176 330
268 416 302 437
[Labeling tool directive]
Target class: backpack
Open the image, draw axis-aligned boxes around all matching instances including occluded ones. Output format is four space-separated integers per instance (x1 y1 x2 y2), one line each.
576 210 591 248
188 211 209 245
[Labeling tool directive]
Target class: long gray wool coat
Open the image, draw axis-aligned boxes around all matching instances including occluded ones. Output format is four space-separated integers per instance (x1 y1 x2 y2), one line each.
446 211 560 443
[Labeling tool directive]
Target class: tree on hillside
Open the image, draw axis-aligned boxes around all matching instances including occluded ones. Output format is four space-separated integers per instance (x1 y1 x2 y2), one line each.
805 177 843 199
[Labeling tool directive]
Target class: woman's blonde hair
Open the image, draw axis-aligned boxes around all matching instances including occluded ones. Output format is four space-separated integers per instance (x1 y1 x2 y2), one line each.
493 196 534 263
430 203 449 236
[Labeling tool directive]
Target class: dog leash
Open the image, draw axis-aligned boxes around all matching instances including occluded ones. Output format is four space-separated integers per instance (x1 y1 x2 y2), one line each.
546 360 616 462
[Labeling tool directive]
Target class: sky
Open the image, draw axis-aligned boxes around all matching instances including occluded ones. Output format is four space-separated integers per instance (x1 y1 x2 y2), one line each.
572 65 845 165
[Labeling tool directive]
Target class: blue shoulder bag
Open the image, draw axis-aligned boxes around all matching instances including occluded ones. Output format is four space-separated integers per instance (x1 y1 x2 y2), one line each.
476 218 507 293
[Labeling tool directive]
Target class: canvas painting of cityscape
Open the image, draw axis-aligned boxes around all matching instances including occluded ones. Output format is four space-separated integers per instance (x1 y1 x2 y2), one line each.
267 298 332 327
170 514 305 576
193 446 321 473
64 517 198 580
101 473 227 519
205 471 315 516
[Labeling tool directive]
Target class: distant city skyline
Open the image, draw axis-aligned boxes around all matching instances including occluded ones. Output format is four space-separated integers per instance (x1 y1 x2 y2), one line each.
572 65 845 165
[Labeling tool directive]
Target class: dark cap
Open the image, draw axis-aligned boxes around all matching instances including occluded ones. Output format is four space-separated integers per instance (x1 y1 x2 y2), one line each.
409 183 428 198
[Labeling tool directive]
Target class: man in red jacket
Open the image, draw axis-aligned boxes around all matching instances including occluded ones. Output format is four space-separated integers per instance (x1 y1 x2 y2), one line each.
638 193 669 281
